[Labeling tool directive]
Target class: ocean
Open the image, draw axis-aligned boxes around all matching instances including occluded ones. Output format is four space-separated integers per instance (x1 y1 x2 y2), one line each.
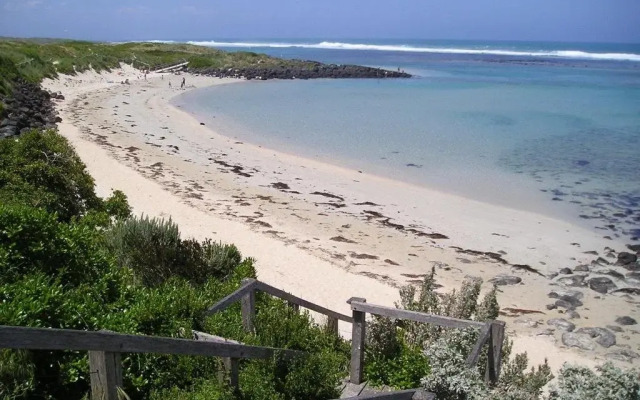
171 39 640 241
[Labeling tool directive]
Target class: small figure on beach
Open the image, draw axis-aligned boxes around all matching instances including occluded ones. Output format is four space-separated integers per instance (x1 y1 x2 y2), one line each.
169 81 172 88
181 77 185 89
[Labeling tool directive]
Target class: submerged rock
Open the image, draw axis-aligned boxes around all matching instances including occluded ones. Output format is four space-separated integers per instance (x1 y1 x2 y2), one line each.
617 252 638 266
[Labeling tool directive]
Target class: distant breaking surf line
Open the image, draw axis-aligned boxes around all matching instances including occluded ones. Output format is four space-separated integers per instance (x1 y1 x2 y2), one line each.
176 40 640 62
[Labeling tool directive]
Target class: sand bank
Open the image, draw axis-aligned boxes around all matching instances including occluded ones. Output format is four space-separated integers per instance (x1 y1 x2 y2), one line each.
43 65 639 372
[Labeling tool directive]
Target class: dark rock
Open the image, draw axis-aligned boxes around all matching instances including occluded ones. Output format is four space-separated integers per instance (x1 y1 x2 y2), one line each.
594 269 626 280
627 244 640 254
575 327 616 348
548 289 584 300
55 116 62 123
606 349 639 363
588 277 617 294
566 310 581 319
562 332 596 351
610 288 640 296
615 316 637 326
547 318 575 332
556 274 587 287
558 267 572 275
607 325 624 333
574 264 590 272
617 252 638 266
488 275 522 286
546 304 558 310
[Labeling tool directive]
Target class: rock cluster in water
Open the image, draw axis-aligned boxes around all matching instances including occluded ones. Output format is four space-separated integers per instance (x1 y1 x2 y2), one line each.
0 79 61 138
190 63 411 80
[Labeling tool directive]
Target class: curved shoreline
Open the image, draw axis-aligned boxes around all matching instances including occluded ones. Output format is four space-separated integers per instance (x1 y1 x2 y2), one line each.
43 66 639 371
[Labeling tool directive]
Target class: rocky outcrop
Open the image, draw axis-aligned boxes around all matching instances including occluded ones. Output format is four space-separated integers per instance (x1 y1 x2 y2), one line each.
190 63 412 80
0 79 60 138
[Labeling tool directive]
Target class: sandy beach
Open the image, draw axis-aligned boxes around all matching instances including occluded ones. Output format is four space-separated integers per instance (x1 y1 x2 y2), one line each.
42 65 640 372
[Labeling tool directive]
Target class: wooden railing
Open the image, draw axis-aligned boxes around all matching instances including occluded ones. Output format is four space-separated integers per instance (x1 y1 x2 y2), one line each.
1 280 504 400
347 298 505 385
205 278 353 335
0 325 302 400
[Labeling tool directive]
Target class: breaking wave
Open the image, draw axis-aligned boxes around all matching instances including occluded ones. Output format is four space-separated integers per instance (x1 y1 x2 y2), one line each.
180 40 640 62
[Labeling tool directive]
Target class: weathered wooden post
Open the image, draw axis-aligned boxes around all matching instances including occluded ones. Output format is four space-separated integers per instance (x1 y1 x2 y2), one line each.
347 297 367 384
485 320 506 384
222 357 240 391
288 302 300 313
241 278 256 333
327 316 339 336
89 351 123 400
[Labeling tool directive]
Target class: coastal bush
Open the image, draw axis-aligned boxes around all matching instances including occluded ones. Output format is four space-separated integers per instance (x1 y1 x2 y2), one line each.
0 129 103 221
363 267 553 398
0 204 111 286
105 215 245 286
547 362 640 400
105 214 182 286
104 189 132 220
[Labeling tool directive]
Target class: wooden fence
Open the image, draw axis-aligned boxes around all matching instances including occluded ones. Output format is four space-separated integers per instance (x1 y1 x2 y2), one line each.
346 298 505 385
205 278 353 335
0 325 302 400
0 279 504 400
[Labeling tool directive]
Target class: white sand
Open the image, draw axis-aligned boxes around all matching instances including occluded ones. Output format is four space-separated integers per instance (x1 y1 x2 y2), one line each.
43 65 639 372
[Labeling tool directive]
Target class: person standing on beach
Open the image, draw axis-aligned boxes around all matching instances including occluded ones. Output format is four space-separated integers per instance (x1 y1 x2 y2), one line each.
181 77 185 89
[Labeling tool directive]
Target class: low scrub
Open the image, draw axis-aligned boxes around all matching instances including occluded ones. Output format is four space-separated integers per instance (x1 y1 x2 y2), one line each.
0 129 103 221
105 215 244 286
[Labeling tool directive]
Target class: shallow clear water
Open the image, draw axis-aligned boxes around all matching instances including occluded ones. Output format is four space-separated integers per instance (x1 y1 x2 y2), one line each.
174 39 640 241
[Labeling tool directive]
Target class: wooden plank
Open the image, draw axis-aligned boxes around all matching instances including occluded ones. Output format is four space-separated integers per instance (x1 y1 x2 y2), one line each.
193 330 242 345
349 297 367 384
89 351 122 400
0 325 303 360
486 320 505 384
327 316 339 336
465 322 492 367
349 301 485 329
338 389 435 400
205 279 257 315
241 279 256 333
255 281 353 322
223 357 240 392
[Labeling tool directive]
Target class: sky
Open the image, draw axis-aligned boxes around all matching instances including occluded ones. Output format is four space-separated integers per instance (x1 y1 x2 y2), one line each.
1 0 639 43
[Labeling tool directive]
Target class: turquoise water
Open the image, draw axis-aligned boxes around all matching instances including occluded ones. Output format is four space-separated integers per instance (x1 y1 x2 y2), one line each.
173 39 640 241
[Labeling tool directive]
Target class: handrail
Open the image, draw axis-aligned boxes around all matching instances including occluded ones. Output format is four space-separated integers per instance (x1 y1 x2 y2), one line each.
347 298 505 386
255 280 353 323
0 325 302 359
348 300 485 329
205 279 351 336
205 278 258 315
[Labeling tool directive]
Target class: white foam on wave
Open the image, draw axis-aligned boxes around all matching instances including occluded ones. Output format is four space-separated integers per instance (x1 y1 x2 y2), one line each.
183 40 640 62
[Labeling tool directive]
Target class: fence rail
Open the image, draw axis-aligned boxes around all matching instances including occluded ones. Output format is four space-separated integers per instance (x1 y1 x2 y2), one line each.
346 298 505 386
0 325 303 400
206 278 351 335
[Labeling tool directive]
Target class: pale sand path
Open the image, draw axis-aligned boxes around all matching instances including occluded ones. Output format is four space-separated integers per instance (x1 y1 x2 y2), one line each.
43 65 639 372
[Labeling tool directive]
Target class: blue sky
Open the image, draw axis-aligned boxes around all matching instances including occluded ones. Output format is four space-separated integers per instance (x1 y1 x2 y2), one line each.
1 0 639 43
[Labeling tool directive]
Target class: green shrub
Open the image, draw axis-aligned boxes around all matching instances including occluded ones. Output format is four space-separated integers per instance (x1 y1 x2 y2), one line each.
105 215 246 286
0 205 111 286
547 363 640 400
105 214 182 286
0 129 103 221
104 189 132 220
